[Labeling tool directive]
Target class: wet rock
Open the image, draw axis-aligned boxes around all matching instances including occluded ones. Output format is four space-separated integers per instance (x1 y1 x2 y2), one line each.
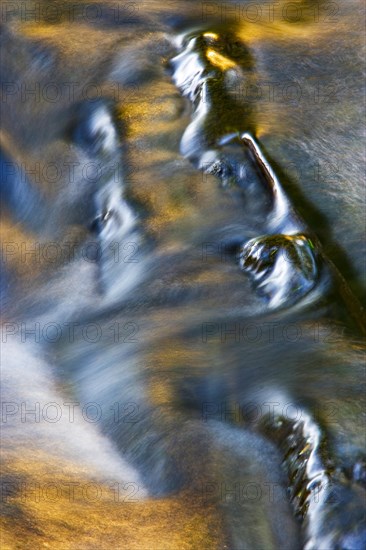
239 234 318 309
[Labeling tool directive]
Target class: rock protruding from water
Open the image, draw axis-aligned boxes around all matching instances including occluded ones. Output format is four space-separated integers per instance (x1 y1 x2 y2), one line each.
239 234 318 308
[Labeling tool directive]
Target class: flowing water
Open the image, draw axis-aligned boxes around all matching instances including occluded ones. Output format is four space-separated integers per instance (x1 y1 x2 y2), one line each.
1 1 365 549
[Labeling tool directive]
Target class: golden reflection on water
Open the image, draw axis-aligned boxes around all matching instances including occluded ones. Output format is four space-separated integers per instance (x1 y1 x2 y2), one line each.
1 455 224 550
206 49 237 71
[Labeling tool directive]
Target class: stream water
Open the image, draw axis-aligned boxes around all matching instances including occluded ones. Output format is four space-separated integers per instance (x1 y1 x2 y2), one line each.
1 1 365 549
